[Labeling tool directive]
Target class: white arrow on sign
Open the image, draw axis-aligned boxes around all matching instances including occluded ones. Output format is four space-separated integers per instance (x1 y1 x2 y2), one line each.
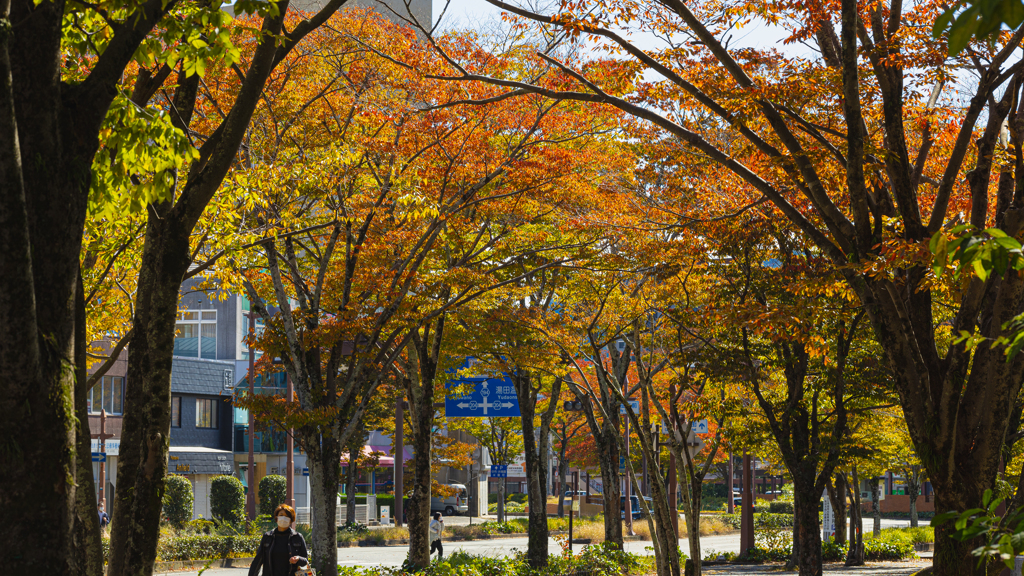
455 399 515 415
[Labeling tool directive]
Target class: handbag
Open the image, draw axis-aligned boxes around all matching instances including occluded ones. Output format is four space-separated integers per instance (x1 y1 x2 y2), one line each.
294 563 316 576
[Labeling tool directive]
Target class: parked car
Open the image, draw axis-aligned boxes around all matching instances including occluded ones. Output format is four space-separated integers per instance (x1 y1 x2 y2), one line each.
430 483 469 516
620 495 641 520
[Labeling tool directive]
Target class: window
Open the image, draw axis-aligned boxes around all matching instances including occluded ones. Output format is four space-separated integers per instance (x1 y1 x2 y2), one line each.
196 398 218 429
174 309 217 359
171 396 181 427
89 376 124 415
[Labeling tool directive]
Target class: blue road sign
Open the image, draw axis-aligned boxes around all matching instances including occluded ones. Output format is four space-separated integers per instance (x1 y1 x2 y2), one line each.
690 419 709 434
302 467 309 477
446 376 521 417
619 456 626 474
619 400 640 415
490 465 508 478
92 452 106 463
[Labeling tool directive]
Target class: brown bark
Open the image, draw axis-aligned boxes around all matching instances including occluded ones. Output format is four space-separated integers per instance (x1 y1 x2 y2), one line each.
829 472 847 547
515 371 561 568
73 273 105 576
846 466 864 566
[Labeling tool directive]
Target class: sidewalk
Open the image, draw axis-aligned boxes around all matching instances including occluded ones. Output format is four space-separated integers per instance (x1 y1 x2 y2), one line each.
703 561 930 575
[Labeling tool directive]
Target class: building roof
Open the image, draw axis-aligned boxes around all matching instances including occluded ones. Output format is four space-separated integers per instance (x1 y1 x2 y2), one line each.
171 357 235 396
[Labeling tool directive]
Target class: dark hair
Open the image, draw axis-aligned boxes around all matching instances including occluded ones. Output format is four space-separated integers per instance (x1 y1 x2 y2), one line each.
434 512 441 520
274 504 296 522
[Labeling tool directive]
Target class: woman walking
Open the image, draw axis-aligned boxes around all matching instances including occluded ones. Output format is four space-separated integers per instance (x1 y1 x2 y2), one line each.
249 505 309 576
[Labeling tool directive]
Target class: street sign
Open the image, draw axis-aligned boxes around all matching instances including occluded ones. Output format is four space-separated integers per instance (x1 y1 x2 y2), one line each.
381 506 391 524
302 467 309 477
619 400 640 415
92 452 106 463
446 377 521 417
822 489 835 541
619 455 626 474
490 465 508 478
506 465 525 477
689 420 709 434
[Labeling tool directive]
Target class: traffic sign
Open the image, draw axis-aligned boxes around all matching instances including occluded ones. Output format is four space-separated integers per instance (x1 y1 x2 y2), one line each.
302 467 309 477
689 420 709 434
490 465 508 478
92 452 106 463
619 400 640 415
446 377 521 417
619 455 626 474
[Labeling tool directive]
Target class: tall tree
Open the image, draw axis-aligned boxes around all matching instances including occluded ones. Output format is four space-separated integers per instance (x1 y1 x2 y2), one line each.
420 1 1024 572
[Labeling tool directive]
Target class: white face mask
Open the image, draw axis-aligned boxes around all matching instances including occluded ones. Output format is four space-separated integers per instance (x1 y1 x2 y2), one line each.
277 516 291 528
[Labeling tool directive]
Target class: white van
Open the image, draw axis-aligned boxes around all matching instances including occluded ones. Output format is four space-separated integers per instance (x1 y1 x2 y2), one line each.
430 483 469 516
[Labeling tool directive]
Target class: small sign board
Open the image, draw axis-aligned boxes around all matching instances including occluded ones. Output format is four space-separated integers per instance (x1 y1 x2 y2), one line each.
571 499 580 512
506 465 525 477
92 452 106 463
381 506 391 524
619 456 626 474
490 465 508 478
619 400 640 415
302 467 309 477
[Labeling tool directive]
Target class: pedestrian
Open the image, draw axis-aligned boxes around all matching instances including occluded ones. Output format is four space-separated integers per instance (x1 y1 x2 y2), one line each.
249 504 309 576
98 504 110 533
429 512 444 560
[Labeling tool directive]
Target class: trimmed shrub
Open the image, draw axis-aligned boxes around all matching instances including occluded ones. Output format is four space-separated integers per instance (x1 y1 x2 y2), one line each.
768 501 794 514
210 475 245 524
163 475 194 527
158 534 262 561
258 475 287 516
507 493 528 504
864 537 915 561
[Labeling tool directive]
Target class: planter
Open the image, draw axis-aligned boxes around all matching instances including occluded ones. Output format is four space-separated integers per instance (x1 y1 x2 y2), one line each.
914 542 934 552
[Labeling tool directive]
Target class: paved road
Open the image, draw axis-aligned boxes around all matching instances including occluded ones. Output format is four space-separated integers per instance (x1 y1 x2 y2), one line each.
157 517 915 576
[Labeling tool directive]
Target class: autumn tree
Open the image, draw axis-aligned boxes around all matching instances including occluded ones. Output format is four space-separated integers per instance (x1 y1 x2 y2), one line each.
412 0 1024 572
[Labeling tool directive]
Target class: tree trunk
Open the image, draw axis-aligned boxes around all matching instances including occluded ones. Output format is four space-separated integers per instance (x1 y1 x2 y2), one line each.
869 478 880 538
522 405 550 568
906 470 920 529
830 473 847 547
846 466 864 566
933 485 986 576
406 385 433 568
307 438 341 576
72 275 104 576
1 0 94 569
345 462 358 525
107 212 191 576
683 475 703 576
596 422 623 548
793 477 823 576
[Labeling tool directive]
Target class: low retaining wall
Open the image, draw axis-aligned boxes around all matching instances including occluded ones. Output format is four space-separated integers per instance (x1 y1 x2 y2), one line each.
154 557 254 573
860 494 935 514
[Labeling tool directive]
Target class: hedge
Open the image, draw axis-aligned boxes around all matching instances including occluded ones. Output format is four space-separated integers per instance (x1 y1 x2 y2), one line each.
211 476 245 524
163 475 194 527
258 475 287 516
158 534 262 561
768 501 794 514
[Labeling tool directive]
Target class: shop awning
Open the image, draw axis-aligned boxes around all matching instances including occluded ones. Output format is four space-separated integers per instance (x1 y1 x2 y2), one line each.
168 447 235 475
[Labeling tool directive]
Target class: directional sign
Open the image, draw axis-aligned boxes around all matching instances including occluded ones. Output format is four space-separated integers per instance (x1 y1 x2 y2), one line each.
446 376 521 417
92 452 106 463
619 400 640 415
690 420 709 434
619 456 626 474
490 465 508 478
302 467 309 477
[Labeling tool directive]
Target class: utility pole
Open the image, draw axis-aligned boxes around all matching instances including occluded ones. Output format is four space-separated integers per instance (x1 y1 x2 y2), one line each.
91 409 114 509
246 309 256 520
286 371 294 508
395 397 404 527
727 453 734 514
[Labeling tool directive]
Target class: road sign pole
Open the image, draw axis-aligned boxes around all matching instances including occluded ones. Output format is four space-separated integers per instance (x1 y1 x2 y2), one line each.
395 398 404 527
286 372 294 508
99 409 106 509
246 310 256 521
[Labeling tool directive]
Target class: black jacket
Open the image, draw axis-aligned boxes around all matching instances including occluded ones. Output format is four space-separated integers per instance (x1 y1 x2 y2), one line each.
248 528 308 576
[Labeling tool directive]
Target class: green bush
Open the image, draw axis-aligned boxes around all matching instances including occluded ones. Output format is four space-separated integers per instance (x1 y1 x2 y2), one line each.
863 537 915 561
701 495 727 511
822 538 849 562
507 493 528 504
158 534 261 561
210 476 245 524
163 475 194 527
768 501 794 514
258 475 287 516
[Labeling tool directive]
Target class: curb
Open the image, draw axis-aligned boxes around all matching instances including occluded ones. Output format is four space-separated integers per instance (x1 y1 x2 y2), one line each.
154 557 254 573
